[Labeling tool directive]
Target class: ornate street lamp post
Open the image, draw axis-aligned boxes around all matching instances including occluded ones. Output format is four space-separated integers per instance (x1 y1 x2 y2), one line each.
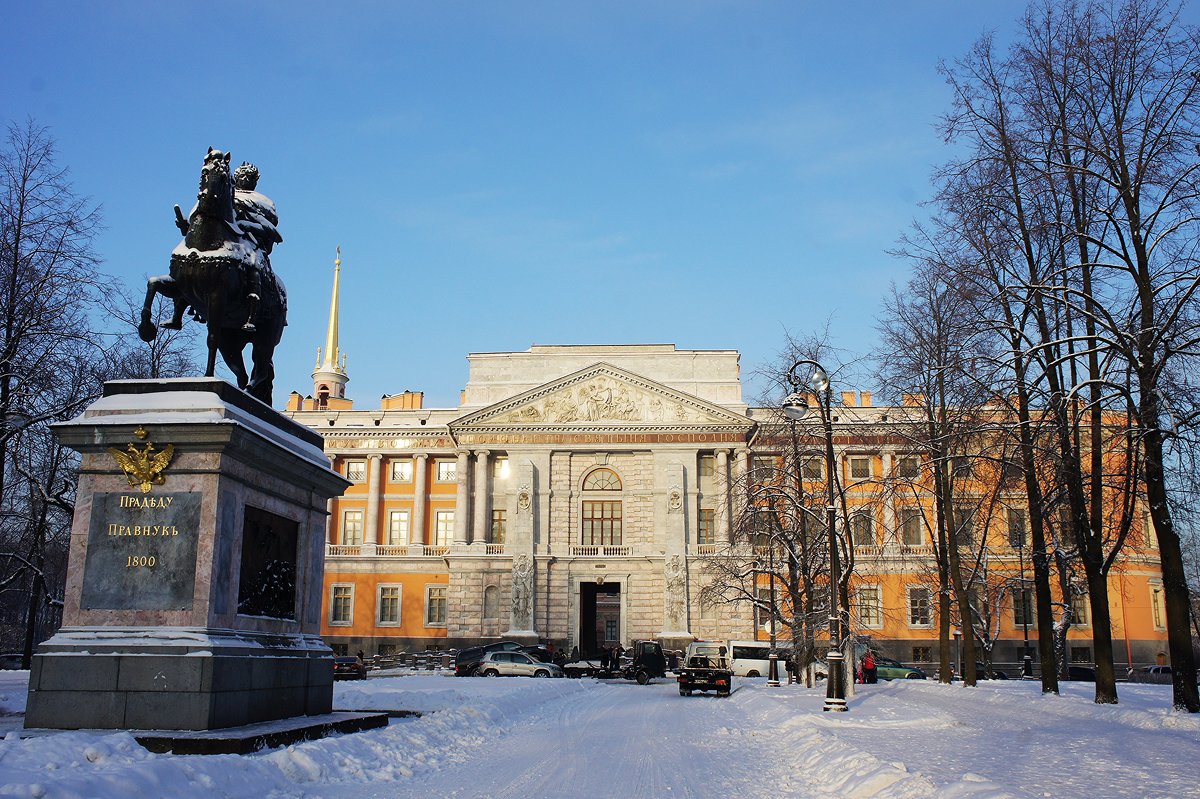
783 360 847 712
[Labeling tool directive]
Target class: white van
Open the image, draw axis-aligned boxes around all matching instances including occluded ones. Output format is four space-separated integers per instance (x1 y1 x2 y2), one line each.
727 640 781 678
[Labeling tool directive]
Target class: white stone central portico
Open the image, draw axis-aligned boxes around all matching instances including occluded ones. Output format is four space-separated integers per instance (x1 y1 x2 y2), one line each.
300 345 761 655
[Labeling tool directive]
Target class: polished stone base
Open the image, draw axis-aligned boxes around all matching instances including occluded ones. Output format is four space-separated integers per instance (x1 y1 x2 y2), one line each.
24 627 333 731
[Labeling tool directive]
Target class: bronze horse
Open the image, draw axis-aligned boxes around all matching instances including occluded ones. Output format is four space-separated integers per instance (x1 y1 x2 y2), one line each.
139 149 287 404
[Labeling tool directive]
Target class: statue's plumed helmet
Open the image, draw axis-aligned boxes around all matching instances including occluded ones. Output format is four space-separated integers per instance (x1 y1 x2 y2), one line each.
234 162 260 190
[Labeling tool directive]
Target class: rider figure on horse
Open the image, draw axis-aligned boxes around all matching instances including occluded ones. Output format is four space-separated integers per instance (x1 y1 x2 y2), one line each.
166 160 281 333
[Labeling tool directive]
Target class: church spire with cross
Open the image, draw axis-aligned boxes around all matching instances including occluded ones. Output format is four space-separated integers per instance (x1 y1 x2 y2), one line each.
312 246 349 408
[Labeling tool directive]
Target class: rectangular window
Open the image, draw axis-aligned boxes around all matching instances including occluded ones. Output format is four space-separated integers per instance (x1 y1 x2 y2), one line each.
755 587 774 630
436 460 457 482
851 512 875 546
605 619 618 641
491 509 507 544
434 511 454 546
849 456 872 480
1007 507 1027 548
1070 645 1093 663
345 460 367 482
698 509 716 545
393 458 417 482
1001 460 1022 483
751 457 776 482
1143 511 1158 550
896 456 920 479
909 586 932 627
425 585 447 626
377 585 401 625
330 584 353 625
857 586 882 628
913 645 933 663
954 504 975 547
1151 585 1165 629
800 457 823 480
698 455 715 478
387 510 410 546
582 500 622 546
901 507 924 546
1013 588 1035 627
493 457 510 480
952 456 973 479
342 510 364 545
1070 592 1089 626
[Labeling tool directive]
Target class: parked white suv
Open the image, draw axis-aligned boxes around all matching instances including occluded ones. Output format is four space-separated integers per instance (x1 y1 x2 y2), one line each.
477 650 564 678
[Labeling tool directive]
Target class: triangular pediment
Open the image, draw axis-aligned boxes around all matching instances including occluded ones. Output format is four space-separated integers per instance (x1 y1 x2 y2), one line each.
450 363 753 432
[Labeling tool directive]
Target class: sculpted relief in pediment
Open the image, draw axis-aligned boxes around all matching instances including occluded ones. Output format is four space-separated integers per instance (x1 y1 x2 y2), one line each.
492 376 707 425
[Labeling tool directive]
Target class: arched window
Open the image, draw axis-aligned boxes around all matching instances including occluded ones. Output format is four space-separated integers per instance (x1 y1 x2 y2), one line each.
582 468 622 545
583 468 622 491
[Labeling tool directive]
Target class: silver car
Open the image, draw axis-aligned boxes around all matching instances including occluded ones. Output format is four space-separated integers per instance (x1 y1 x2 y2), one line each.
477 650 564 678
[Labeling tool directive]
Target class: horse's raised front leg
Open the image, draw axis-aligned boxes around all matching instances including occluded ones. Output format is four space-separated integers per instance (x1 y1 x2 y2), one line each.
138 275 175 342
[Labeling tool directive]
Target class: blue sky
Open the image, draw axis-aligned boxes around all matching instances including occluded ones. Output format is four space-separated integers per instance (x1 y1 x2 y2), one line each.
6 1 1156 409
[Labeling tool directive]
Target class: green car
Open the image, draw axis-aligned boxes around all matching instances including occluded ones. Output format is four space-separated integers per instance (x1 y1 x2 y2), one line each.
872 655 926 680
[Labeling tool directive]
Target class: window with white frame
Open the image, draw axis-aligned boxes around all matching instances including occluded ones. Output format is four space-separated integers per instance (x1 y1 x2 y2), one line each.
342 510 364 545
800 457 823 480
433 511 454 546
377 585 401 625
954 504 976 547
900 507 924 546
896 456 920 479
1143 511 1158 550
345 459 367 482
426 585 447 626
849 456 872 480
1070 591 1089 626
1013 587 1035 627
698 455 715 478
857 585 883 628
1007 507 1027 548
387 510 410 546
698 509 716 545
755 587 774 630
435 459 457 482
850 511 875 546
390 459 413 482
330 584 353 625
1150 583 1165 629
908 586 932 627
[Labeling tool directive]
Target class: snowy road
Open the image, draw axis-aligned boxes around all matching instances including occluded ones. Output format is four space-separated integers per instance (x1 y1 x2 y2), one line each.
2 671 1197 799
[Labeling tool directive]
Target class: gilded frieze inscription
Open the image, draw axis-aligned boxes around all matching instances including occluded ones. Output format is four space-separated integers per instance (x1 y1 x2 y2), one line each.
80 492 201 610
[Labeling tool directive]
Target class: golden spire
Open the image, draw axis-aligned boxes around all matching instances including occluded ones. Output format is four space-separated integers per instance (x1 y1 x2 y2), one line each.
318 247 345 375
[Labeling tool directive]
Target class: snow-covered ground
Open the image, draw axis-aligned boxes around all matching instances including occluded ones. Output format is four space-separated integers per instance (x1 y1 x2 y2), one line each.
1 669 1196 798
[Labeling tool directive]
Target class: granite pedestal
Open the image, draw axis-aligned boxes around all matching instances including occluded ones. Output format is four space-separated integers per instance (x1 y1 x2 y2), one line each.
24 379 350 731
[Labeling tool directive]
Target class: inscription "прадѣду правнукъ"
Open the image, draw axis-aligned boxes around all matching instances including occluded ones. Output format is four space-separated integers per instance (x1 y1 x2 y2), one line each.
81 492 202 611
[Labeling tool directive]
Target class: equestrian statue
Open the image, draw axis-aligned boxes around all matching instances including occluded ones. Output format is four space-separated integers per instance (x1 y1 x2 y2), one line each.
139 148 288 405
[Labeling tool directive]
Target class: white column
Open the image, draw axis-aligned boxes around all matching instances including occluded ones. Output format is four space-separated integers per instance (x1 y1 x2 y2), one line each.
734 447 751 526
365 454 383 545
412 454 428 545
454 450 471 545
716 449 732 544
473 449 491 545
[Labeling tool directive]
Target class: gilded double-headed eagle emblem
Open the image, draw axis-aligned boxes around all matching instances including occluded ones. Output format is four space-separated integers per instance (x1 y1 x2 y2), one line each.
108 426 174 493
